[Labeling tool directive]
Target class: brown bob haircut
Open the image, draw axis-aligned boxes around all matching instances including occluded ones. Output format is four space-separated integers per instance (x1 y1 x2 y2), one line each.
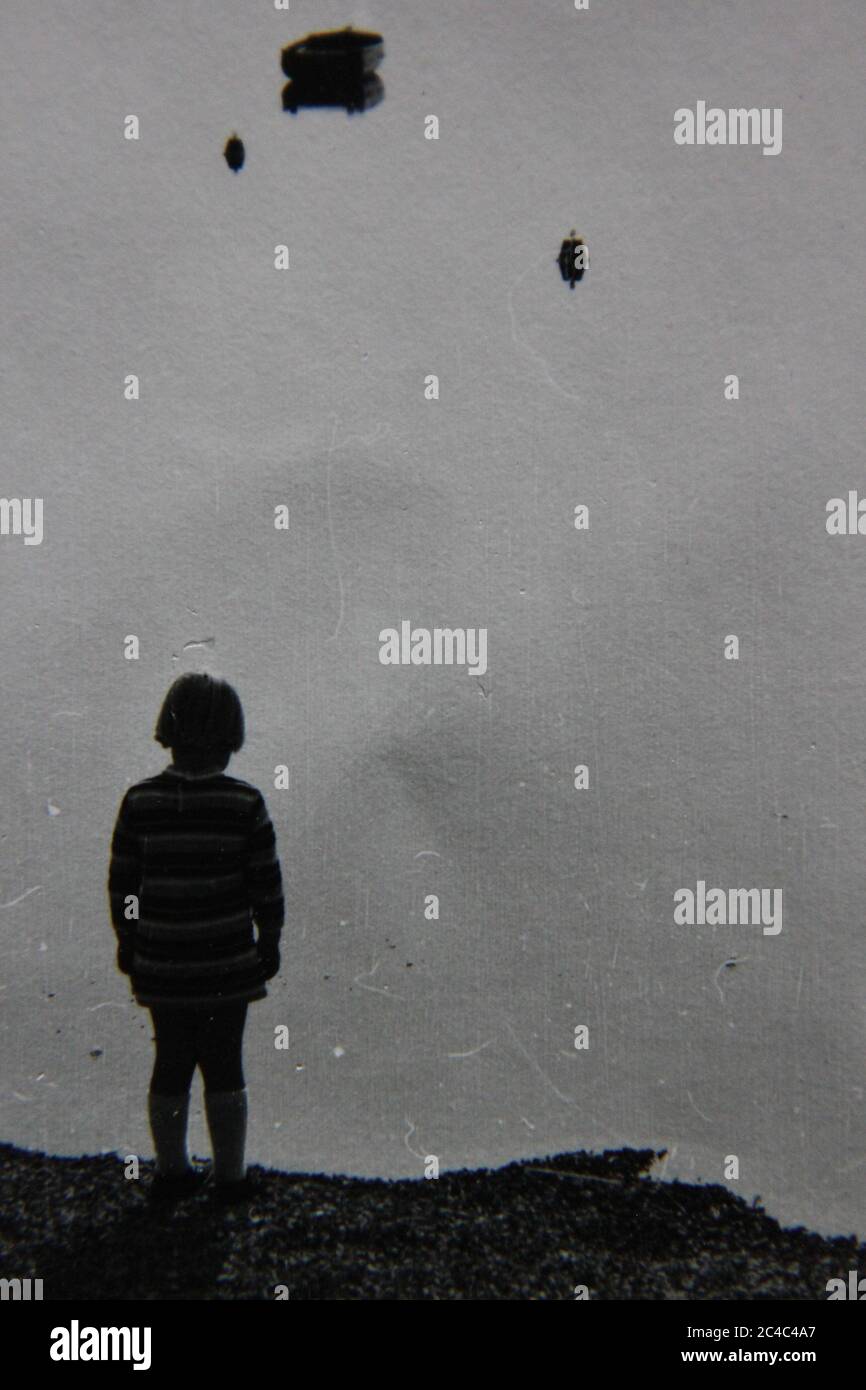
154 673 245 754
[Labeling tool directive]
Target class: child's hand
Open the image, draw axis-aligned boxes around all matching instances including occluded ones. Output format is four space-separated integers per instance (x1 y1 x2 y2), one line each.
258 941 281 980
116 939 135 975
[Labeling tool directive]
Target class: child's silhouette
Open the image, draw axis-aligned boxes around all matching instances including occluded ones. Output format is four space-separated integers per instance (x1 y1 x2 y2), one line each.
107 673 284 1201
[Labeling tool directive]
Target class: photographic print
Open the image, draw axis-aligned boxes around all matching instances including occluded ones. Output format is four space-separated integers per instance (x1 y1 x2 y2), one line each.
1 0 864 1358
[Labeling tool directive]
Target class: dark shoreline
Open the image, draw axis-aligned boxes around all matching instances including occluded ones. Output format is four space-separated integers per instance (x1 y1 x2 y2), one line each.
0 1142 861 1300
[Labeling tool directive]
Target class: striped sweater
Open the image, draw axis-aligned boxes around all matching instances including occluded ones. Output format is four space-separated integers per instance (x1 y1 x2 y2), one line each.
107 767 284 1007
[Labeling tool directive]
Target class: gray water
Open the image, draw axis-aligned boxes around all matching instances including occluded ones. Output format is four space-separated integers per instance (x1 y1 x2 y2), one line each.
1 0 864 1239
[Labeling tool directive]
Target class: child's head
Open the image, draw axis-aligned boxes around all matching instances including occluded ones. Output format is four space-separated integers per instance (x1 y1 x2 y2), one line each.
154 673 245 769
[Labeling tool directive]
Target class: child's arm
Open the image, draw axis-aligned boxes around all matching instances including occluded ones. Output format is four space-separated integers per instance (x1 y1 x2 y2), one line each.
107 791 142 973
246 792 284 971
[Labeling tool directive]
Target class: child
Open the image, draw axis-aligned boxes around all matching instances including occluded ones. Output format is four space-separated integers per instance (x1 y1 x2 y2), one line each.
108 673 284 1201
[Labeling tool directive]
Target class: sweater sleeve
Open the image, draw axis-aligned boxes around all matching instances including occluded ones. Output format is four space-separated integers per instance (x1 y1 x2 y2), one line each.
246 792 284 943
107 791 142 943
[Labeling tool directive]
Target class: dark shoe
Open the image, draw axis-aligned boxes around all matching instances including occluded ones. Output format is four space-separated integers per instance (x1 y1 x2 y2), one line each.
212 1173 256 1206
149 1166 211 1203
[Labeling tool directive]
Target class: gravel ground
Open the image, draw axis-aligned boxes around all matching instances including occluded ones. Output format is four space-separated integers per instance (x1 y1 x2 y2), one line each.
0 1142 861 1300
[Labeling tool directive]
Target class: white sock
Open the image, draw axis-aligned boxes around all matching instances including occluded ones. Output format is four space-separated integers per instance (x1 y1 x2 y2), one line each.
205 1088 248 1183
148 1091 191 1176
